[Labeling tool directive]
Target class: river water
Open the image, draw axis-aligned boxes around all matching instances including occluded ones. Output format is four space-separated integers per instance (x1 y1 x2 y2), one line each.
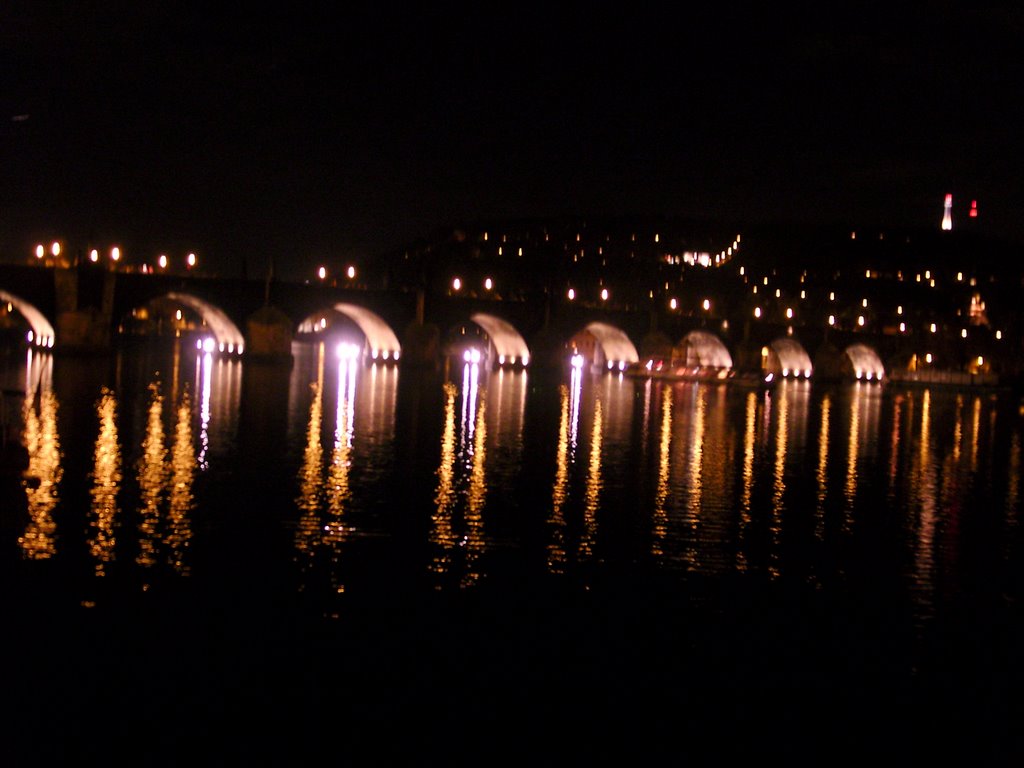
2 339 1022 763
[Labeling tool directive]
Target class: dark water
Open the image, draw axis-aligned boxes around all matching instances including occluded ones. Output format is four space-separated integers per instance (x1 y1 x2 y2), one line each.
2 340 1022 763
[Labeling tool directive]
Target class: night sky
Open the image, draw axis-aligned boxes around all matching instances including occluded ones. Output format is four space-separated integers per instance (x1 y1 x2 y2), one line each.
2 3 1022 281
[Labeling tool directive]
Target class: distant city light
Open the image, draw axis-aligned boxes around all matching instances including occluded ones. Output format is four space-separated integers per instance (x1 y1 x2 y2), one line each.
51 241 60 257
111 247 120 262
35 244 44 259
158 254 167 269
567 288 575 301
601 288 609 301
90 249 99 263
484 277 493 291
187 252 196 268
347 265 356 279
318 266 327 280
452 277 462 291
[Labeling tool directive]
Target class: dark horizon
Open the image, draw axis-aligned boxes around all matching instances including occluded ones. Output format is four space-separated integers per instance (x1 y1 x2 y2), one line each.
2 3 1022 281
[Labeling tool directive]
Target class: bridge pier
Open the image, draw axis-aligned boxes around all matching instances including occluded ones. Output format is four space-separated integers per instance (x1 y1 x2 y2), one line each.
54 267 114 353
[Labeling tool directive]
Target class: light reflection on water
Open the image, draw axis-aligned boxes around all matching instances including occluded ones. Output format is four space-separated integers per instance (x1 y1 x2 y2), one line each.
0 342 1021 632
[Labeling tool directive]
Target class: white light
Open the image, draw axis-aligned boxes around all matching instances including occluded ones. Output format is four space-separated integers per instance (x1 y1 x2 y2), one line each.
567 288 576 301
382 350 390 360
337 342 360 360
318 266 326 280
803 369 811 378
90 249 99 263
857 315 865 326
484 277 493 291
703 299 710 311
187 252 196 267
754 307 761 318
782 368 789 377
996 331 1002 340
618 361 626 371
498 355 505 365
371 349 379 359
571 354 584 369
202 337 215 353
196 339 203 350
645 359 653 371
925 353 933 364
606 360 614 370
452 277 462 291
393 350 400 361
521 354 528 366
828 315 835 326
601 288 609 301
930 324 937 333
899 322 906 332
27 330 34 343
158 254 167 269
669 298 677 310
961 328 967 338
35 245 44 259
347 266 356 279
786 307 793 319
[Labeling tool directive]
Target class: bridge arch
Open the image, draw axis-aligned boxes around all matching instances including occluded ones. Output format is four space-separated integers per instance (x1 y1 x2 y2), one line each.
166 292 245 354
675 330 733 370
764 337 813 379
569 321 639 371
469 313 530 366
0 290 55 348
296 303 403 361
844 343 885 381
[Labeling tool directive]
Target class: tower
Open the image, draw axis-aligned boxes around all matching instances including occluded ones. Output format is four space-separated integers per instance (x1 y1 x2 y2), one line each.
941 193 953 231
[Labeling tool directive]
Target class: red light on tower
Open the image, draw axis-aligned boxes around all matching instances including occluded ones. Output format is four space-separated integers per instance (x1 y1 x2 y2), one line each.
969 200 978 218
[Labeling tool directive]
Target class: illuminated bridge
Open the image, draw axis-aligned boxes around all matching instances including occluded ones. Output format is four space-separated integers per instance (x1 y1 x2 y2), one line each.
1 219 1022 387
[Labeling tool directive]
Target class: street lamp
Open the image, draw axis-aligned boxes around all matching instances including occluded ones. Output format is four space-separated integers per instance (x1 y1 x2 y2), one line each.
90 249 99 263
187 252 196 269
158 254 168 270
346 265 356 280
318 265 327 281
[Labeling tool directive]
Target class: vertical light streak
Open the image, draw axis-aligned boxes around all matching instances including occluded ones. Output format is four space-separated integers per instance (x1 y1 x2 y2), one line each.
197 351 213 470
461 394 487 588
737 391 757 571
548 384 570 573
166 392 195 575
88 387 121 574
913 389 937 617
769 385 789 578
580 398 603 559
136 382 166 568
652 385 672 558
18 383 61 560
682 386 706 569
324 358 358 594
430 382 458 577
843 384 862 533
888 397 901 490
815 394 831 542
294 345 326 559
970 396 981 471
